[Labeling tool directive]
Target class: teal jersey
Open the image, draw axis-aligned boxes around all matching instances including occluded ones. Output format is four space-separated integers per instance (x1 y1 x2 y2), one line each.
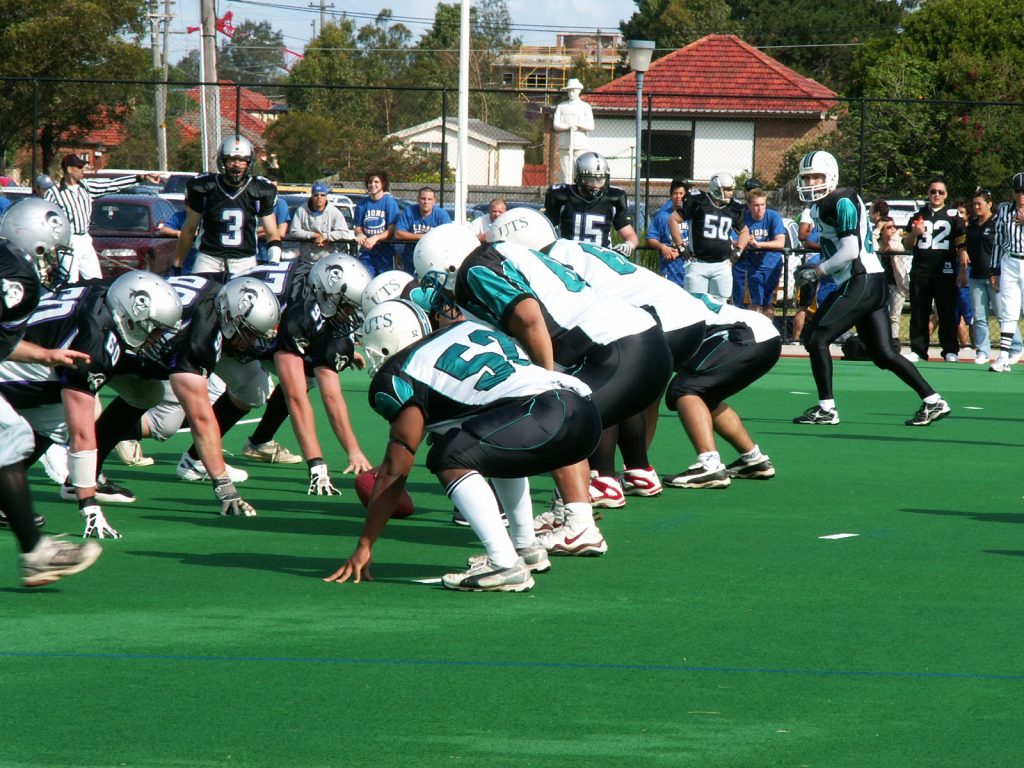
809 187 882 285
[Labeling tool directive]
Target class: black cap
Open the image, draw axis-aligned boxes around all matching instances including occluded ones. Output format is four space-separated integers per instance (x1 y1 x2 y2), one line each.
61 154 87 170
744 178 763 192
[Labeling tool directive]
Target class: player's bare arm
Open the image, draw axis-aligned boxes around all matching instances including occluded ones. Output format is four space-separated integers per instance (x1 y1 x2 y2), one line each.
507 298 554 370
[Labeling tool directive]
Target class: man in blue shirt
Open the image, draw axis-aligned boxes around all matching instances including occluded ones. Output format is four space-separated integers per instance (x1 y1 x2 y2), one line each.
394 187 451 274
733 184 786 315
354 170 401 277
645 178 689 288
257 174 291 263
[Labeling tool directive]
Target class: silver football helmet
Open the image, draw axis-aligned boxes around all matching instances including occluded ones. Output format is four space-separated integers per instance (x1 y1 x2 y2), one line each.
361 269 415 314
0 198 73 289
215 276 281 361
487 207 558 250
413 223 478 317
574 152 611 199
797 151 840 203
217 134 255 185
105 271 183 351
707 173 736 205
309 252 372 335
362 299 433 377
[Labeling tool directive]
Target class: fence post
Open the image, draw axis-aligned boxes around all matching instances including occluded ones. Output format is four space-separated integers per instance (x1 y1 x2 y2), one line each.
31 79 39 179
235 82 242 137
643 92 654 234
858 97 866 190
439 87 448 207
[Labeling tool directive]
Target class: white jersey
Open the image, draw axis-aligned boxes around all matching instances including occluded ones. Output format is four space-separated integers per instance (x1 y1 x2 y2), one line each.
698 295 780 343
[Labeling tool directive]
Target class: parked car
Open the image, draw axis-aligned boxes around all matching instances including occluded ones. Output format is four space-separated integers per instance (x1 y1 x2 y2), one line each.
885 199 926 228
89 194 180 276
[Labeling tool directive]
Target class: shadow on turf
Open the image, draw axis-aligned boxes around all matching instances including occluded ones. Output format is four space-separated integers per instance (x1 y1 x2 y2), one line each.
904 508 1024 525
758 428 1024 449
984 549 1024 558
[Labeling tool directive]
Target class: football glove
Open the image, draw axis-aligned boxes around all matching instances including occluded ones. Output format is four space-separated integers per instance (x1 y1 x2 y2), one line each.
308 459 341 496
794 266 821 288
80 501 122 539
612 242 634 259
212 476 257 517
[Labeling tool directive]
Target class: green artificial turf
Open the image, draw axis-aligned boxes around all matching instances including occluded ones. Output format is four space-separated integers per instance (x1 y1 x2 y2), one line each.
1 359 1021 767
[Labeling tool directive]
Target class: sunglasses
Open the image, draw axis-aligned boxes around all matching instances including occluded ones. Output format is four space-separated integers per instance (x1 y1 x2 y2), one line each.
311 193 327 197
928 189 947 195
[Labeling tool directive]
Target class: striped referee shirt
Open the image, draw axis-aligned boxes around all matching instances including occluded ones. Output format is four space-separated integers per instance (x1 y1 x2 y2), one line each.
992 201 1024 270
44 175 140 236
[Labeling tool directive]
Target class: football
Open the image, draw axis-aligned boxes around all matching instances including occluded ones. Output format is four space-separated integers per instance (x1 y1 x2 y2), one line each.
354 468 415 519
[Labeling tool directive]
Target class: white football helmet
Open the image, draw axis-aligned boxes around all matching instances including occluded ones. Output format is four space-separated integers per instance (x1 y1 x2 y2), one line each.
361 269 415 314
217 134 255 185
362 299 433 377
105 271 183 351
797 151 840 203
216 276 281 361
487 208 558 250
574 152 610 199
0 198 73 289
707 173 736 205
413 223 479 316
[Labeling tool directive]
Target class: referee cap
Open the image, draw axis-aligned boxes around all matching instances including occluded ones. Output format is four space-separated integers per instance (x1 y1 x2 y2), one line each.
1012 172 1024 192
61 154 87 170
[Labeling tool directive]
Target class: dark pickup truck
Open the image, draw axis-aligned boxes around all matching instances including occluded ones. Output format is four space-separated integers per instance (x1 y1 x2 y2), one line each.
89 194 181 277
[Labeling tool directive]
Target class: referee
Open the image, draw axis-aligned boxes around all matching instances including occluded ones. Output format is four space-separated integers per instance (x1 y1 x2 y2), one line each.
44 154 161 283
990 172 1024 372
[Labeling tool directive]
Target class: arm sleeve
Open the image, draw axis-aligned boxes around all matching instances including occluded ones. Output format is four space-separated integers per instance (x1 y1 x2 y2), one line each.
82 175 140 199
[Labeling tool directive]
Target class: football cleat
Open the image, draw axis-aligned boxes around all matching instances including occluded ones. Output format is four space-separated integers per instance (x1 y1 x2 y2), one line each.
176 453 248 483
620 466 663 497
533 506 565 534
40 443 69 485
441 558 535 592
114 440 155 467
242 439 302 464
793 405 840 425
59 476 136 504
20 535 102 587
905 399 950 427
589 473 626 508
468 543 551 574
990 358 1012 373
664 463 731 489
537 523 608 556
0 510 46 529
725 455 776 479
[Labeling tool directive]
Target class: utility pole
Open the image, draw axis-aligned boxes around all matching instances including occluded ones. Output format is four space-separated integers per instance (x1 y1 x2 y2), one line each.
200 0 220 172
309 0 334 32
158 0 171 170
149 1 163 169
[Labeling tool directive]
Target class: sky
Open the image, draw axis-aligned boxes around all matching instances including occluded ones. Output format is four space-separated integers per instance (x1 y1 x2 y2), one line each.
165 0 632 64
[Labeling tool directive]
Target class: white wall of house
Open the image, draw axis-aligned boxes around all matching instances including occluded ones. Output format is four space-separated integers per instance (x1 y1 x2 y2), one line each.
396 125 525 186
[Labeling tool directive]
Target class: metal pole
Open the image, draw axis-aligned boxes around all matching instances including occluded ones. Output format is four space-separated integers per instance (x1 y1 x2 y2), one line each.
32 80 39 179
201 0 220 172
439 88 448 208
633 70 645 245
157 0 171 170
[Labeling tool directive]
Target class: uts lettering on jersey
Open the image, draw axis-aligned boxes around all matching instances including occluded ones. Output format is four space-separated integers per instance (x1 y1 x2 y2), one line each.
543 184 631 246
909 206 966 274
186 173 279 260
678 191 744 262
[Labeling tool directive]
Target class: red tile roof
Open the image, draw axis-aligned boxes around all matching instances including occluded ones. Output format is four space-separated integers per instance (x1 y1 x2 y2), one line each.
587 34 836 116
184 81 276 114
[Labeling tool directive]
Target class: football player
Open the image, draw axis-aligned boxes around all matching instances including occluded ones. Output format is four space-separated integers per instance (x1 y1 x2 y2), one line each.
544 152 639 254
174 135 283 276
792 150 950 427
0 197 74 291
670 173 751 302
325 299 603 592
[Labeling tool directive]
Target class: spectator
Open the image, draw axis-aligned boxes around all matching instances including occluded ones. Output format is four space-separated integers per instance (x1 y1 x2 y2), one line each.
45 154 161 283
353 171 400 277
645 178 689 288
875 216 909 344
157 209 199 274
32 174 55 199
289 182 354 261
394 187 451 274
966 189 1020 365
471 198 507 242
0 192 9 216
733 187 786 316
989 172 1024 372
257 173 290 264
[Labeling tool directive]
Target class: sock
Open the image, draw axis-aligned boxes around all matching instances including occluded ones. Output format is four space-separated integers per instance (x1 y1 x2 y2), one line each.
446 472 517 568
819 399 836 411
95 397 146 473
697 451 721 469
563 501 595 529
739 445 762 463
490 477 535 549
0 465 42 553
1000 333 1013 356
923 393 940 405
187 393 250 461
248 386 289 446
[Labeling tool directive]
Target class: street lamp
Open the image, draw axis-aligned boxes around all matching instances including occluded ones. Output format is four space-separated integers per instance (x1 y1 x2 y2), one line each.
627 39 655 238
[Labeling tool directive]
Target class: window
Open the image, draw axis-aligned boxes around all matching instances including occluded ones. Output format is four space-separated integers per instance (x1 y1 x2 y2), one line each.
642 130 694 180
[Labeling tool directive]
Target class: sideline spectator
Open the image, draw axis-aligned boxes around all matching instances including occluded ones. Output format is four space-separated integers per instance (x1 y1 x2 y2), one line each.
257 173 290 264
353 171 400 277
394 187 451 274
990 172 1024 372
733 187 786 316
646 178 689 288
45 154 161 282
157 209 199 274
0 192 9 216
875 216 909 344
472 198 507 242
32 174 55 199
289 182 353 261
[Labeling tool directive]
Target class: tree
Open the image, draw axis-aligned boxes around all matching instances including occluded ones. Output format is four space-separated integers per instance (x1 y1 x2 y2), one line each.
218 20 287 86
620 0 734 56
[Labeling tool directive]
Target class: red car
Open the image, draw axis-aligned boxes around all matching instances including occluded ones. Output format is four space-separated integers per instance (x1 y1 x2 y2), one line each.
89 194 181 277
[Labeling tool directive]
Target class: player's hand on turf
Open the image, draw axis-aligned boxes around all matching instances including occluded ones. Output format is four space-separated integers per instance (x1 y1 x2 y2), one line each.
794 265 820 288
324 545 373 584
213 476 257 516
308 460 341 495
341 451 373 475
80 503 122 539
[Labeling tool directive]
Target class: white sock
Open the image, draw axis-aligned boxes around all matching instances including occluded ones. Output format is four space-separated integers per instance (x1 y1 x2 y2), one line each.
819 399 836 411
489 477 536 549
739 446 762 463
923 393 940 405
446 472 517 568
697 451 721 469
563 501 595 529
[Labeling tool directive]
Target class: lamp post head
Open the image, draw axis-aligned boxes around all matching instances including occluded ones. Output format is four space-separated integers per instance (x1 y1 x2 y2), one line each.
627 40 655 74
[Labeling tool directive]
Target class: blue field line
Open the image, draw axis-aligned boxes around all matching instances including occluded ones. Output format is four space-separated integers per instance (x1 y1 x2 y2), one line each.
1 649 1021 682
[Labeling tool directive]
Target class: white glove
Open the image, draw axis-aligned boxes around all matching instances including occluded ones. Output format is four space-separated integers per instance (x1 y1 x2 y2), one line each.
612 242 634 259
212 476 257 517
267 244 282 264
308 460 340 496
794 265 821 288
80 503 121 539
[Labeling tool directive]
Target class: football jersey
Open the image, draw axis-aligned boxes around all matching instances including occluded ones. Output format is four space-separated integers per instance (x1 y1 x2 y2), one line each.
0 243 42 359
368 319 590 433
186 173 279 260
147 274 225 378
908 205 966 275
0 282 134 407
678 191 745 263
808 187 883 286
696 294 780 344
544 184 632 246
453 241 656 370
545 239 707 333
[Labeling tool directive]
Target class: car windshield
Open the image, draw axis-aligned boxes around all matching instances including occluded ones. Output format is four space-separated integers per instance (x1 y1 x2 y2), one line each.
92 203 150 232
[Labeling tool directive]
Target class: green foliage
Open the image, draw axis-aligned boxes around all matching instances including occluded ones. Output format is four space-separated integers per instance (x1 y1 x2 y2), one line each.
219 20 287 86
620 0 734 56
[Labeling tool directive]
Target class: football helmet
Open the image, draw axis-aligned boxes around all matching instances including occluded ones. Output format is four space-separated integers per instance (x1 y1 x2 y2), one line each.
487 207 559 250
309 252 371 334
707 173 736 205
105 271 183 352
413 223 479 317
216 276 281 361
217 134 255 185
574 152 610 200
0 198 73 289
362 299 433 377
361 269 415 314
797 151 840 203
0 241 42 323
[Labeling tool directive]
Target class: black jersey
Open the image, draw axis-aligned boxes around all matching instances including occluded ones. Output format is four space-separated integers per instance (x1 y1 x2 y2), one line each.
186 173 279 261
146 275 225 378
0 282 134 407
909 205 966 275
543 184 632 247
0 242 42 359
678 191 745 262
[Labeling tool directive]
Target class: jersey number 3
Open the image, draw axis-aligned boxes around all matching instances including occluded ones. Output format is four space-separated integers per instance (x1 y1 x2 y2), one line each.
221 209 245 247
